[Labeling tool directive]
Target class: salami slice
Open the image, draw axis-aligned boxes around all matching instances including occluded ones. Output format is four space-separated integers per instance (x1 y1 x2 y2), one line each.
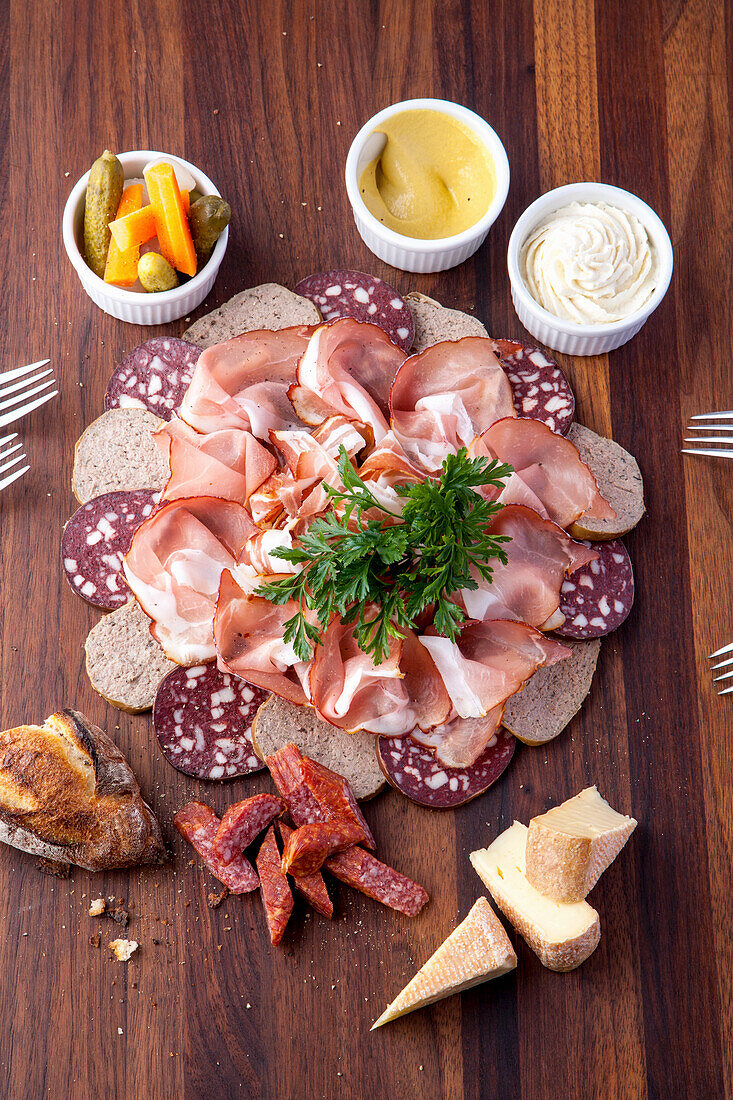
276 821 333 919
324 847 429 917
555 538 634 639
212 794 283 864
377 728 516 809
294 270 414 352
154 665 267 780
61 489 159 610
493 338 575 435
280 820 364 877
256 825 294 944
104 337 202 421
173 801 259 893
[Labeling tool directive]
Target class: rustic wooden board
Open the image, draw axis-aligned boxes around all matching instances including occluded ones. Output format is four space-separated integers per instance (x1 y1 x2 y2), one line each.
0 1 730 1097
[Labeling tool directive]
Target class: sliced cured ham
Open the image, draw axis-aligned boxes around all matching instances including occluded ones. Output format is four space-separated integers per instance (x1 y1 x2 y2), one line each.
179 326 315 439
471 418 616 528
155 417 277 504
419 620 570 721
413 707 506 770
358 431 425 519
123 496 257 664
459 505 597 628
308 617 450 736
214 569 310 706
288 320 402 441
389 338 516 471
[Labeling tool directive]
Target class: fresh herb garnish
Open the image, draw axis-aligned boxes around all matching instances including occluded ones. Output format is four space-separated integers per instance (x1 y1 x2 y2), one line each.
256 447 513 664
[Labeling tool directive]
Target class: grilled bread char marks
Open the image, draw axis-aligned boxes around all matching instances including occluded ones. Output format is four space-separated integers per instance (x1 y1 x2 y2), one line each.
0 711 164 871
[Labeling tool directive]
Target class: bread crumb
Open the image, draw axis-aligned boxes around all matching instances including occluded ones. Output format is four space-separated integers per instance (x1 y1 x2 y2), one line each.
109 939 139 962
89 898 106 917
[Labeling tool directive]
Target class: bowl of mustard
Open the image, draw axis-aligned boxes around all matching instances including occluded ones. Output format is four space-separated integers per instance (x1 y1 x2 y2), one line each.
345 98 510 273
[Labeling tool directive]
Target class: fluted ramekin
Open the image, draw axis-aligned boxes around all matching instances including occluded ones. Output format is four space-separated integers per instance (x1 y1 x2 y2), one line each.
507 182 673 356
345 99 510 274
62 150 228 325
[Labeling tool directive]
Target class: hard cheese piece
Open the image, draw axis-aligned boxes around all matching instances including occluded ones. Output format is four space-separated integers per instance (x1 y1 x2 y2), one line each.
371 897 516 1029
525 786 637 902
470 822 600 972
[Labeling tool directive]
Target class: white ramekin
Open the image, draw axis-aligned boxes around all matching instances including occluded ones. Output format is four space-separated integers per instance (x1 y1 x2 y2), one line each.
344 98 510 274
507 182 673 356
62 150 229 325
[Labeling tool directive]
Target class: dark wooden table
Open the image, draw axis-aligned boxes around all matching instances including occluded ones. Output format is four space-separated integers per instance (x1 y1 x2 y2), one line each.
1 1 730 1097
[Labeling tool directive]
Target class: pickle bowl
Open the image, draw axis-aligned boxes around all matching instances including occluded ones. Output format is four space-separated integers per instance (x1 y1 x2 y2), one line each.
62 149 229 326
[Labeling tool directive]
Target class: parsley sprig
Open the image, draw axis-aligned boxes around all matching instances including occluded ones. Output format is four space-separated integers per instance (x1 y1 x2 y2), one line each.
256 447 513 664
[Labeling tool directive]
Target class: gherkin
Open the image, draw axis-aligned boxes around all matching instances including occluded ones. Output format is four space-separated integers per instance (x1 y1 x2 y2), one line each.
83 150 124 278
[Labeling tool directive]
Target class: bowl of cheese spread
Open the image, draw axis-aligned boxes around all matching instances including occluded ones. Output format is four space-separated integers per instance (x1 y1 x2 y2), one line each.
507 183 673 355
345 99 510 273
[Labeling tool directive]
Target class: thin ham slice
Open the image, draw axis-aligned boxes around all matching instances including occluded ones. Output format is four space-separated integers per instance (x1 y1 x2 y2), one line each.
123 497 257 664
389 338 516 472
459 504 597 628
155 417 277 504
214 569 310 706
419 619 570 721
288 320 403 442
413 707 506 769
471 418 616 528
179 326 315 439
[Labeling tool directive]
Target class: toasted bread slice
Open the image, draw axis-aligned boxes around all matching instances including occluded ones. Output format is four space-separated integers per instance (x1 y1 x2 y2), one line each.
503 638 601 745
72 408 168 503
0 710 164 871
251 695 386 801
405 292 489 352
85 599 176 713
182 283 321 348
566 423 644 540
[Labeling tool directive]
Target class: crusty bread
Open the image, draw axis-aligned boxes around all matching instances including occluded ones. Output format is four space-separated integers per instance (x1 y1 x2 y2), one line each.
251 695 386 801
566 423 644 540
405 291 489 352
0 710 164 871
183 283 321 348
72 408 169 503
85 599 176 713
503 638 602 745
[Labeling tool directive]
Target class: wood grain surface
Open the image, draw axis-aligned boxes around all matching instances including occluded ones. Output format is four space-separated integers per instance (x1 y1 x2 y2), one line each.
0 1 730 1097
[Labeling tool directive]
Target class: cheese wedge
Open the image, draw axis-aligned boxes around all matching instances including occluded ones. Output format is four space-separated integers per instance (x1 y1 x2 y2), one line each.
470 822 600 972
371 897 516 1029
526 786 637 902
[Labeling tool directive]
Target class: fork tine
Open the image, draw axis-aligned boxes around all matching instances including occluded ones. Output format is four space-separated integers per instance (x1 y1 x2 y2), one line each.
690 410 733 419
0 378 56 414
710 654 733 670
0 463 29 492
0 388 58 429
714 669 733 682
0 451 26 477
683 437 733 445
719 684 733 695
681 448 733 458
0 442 23 462
0 367 54 401
0 432 18 448
686 423 733 431
0 359 50 385
710 642 733 658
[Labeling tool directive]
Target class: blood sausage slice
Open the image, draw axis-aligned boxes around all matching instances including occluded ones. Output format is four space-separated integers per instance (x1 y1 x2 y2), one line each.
276 821 333 919
493 339 575 435
377 728 516 809
256 826 294 944
555 539 634 639
62 489 159 610
173 801 259 893
295 270 415 352
154 664 267 780
105 337 202 420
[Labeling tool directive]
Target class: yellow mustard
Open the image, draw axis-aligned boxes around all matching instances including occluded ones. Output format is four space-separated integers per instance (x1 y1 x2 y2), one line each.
358 109 496 240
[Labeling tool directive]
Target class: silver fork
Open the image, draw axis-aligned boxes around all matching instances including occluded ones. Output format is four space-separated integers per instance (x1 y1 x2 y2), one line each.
0 433 29 492
682 411 733 457
709 642 733 694
0 360 56 430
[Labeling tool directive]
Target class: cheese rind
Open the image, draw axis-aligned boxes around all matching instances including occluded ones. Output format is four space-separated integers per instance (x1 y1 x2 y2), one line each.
371 897 516 1029
470 822 600 972
526 786 636 902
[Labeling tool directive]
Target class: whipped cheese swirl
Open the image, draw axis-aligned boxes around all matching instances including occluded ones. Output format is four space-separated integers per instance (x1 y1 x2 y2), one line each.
521 201 658 325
